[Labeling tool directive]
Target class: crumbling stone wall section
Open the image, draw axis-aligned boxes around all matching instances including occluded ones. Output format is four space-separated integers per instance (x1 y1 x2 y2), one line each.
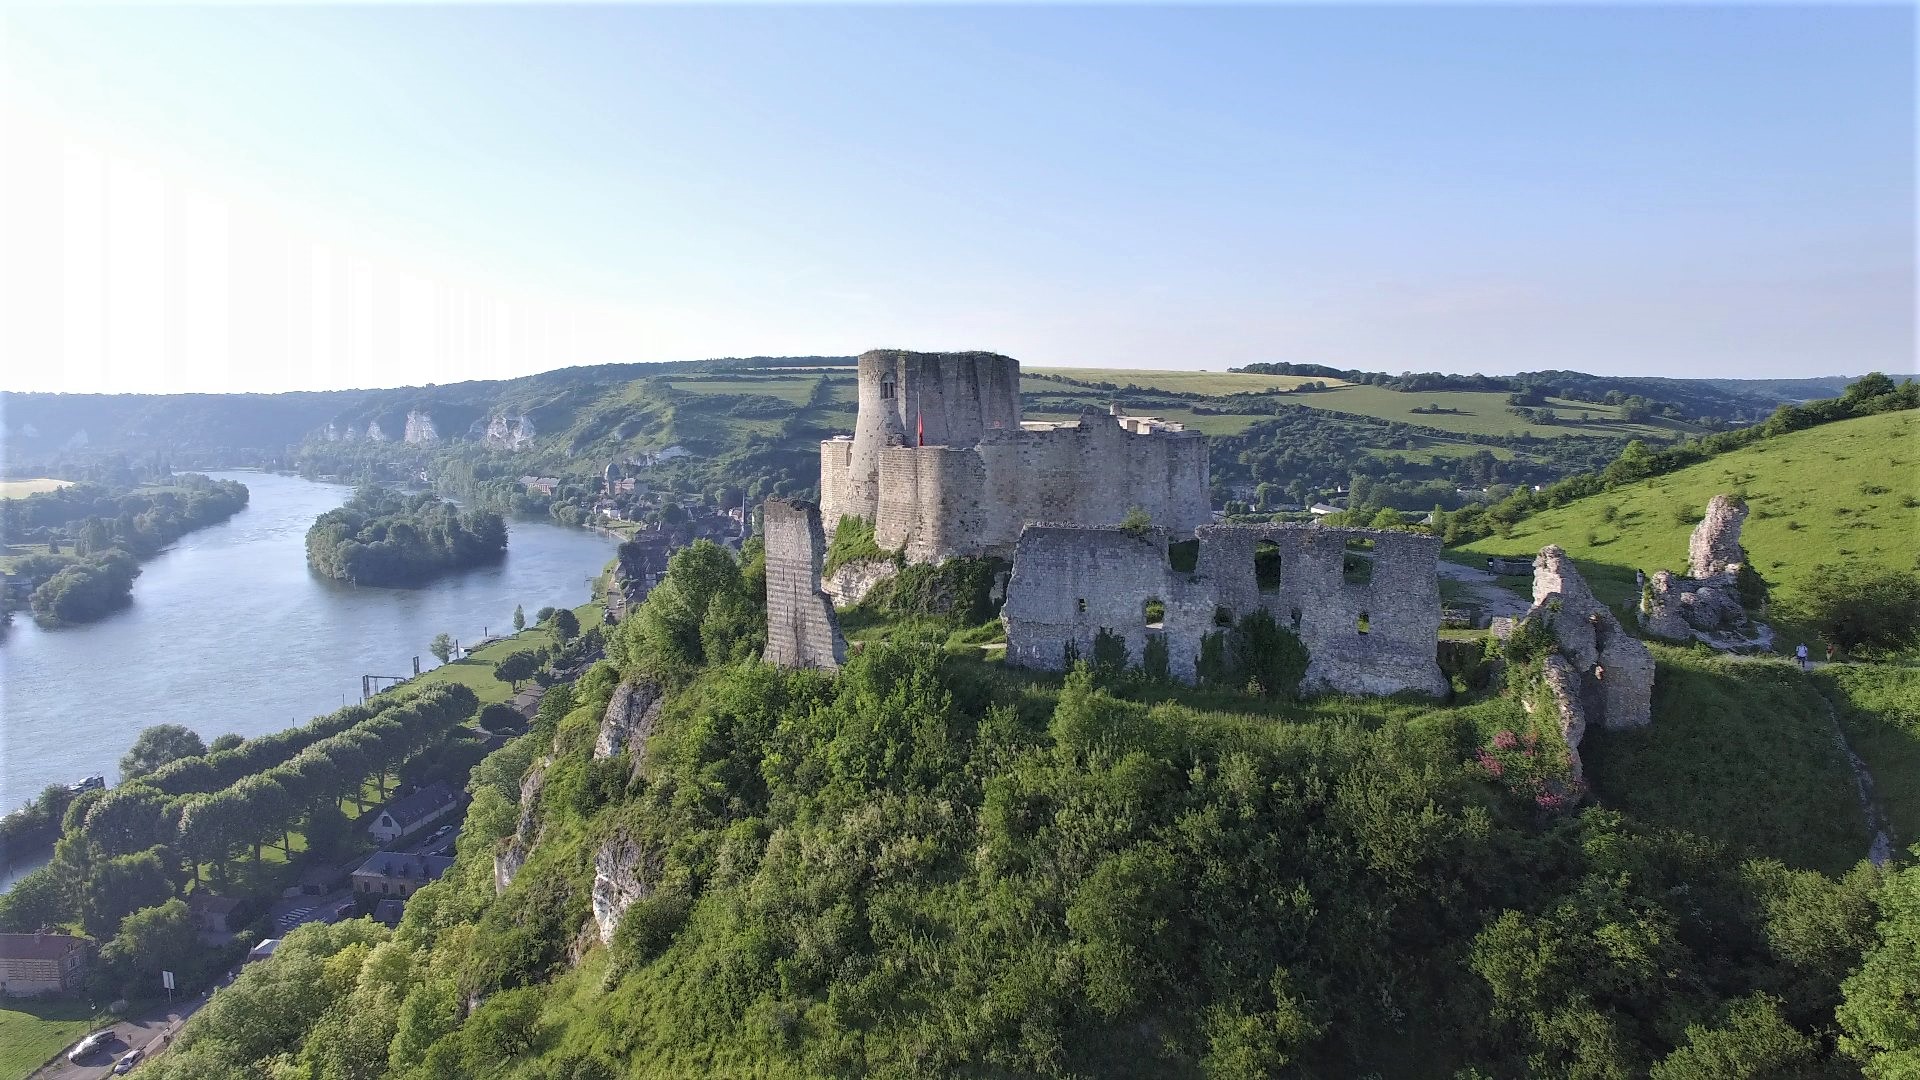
1525 546 1654 739
1688 494 1748 578
762 498 846 670
824 558 899 606
1002 522 1448 697
821 350 1211 564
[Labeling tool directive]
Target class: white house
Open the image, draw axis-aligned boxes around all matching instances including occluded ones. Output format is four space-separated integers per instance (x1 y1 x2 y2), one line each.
367 782 458 843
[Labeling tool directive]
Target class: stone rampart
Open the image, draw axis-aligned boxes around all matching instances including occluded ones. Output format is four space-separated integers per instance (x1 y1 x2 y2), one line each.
762 498 846 670
1002 522 1448 697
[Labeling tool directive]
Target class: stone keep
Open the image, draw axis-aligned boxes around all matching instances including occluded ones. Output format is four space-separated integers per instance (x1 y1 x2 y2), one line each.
761 498 847 670
1001 522 1449 697
820 350 1211 563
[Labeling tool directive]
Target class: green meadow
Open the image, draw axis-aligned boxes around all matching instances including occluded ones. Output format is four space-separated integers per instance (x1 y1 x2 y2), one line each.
1451 409 1920 611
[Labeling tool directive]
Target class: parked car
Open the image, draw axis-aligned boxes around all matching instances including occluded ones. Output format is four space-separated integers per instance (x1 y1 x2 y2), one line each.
113 1047 144 1074
429 824 455 840
67 1030 112 1062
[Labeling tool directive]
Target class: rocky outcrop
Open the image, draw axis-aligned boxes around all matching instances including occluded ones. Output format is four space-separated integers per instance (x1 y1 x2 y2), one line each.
493 760 547 895
1687 494 1747 579
596 678 664 763
823 557 899 606
591 833 657 945
1522 546 1656 777
366 420 391 442
403 409 440 445
482 414 537 451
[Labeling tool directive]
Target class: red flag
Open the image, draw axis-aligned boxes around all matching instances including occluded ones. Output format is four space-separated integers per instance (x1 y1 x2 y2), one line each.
916 409 924 447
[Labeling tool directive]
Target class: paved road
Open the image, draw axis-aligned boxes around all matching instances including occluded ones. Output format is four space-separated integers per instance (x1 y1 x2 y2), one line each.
29 994 207 1079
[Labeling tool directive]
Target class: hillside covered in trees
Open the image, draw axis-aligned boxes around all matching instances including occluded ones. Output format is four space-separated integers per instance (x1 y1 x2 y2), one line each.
103 511 1920 1079
305 488 508 586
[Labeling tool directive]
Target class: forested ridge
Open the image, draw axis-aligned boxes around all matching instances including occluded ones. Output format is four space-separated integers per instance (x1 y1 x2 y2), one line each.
305 487 508 585
0 472 249 625
84 534 1920 1080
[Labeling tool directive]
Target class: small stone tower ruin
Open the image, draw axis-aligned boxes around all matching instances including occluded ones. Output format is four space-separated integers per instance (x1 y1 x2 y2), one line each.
761 498 846 670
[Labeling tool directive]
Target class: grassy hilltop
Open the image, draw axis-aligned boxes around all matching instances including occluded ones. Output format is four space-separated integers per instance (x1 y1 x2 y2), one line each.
1452 409 1920 610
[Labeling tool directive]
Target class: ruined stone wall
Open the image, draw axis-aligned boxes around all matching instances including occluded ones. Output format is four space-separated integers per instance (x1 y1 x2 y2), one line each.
761 498 846 670
1002 522 1448 697
869 420 1211 563
819 438 854 530
1688 494 1748 578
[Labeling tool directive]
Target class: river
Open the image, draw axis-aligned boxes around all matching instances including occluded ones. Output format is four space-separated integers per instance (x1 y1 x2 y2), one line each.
0 470 617 881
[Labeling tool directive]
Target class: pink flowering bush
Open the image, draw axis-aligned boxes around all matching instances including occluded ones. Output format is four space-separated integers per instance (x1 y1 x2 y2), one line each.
1472 729 1581 813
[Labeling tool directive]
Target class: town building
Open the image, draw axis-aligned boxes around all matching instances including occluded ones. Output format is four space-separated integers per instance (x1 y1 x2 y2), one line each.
352 850 456 899
0 932 90 996
366 782 458 843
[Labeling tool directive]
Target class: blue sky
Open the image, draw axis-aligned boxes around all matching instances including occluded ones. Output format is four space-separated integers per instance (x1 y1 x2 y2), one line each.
1 4 1912 392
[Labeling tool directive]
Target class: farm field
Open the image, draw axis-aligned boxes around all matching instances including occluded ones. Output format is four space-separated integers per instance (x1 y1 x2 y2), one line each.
665 377 836 404
0 478 73 499
1305 384 1695 439
1451 409 1920 611
1025 368 1348 394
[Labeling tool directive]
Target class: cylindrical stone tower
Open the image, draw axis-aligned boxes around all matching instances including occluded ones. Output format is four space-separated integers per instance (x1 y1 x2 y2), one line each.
842 350 1022 521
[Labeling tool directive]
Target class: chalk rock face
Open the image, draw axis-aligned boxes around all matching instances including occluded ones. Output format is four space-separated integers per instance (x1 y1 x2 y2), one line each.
823 557 898 607
366 420 391 442
403 409 440 445
493 760 547 895
1688 495 1748 579
483 414 537 451
1524 546 1655 771
591 833 657 945
596 678 664 763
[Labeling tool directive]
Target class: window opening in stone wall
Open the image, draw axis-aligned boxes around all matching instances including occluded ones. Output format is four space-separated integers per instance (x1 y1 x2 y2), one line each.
1143 597 1165 627
1254 540 1283 592
1167 539 1199 573
1078 598 1088 614
1357 610 1371 634
1213 606 1234 628
880 378 896 400
1344 538 1375 585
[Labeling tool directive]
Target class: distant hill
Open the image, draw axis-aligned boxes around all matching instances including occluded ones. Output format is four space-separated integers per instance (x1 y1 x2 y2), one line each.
1451 408 1920 612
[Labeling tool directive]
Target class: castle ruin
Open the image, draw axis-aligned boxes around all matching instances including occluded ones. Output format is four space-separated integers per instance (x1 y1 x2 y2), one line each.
820 350 1211 563
1001 522 1450 697
761 498 847 670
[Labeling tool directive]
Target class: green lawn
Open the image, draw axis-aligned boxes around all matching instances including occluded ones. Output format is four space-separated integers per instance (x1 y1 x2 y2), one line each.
1584 647 1870 876
403 599 608 705
0 997 102 1079
1817 663 1920 853
1452 410 1920 614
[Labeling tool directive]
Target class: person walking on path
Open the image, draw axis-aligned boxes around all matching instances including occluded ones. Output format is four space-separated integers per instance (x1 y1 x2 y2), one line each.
1826 642 1837 664
1795 643 1810 671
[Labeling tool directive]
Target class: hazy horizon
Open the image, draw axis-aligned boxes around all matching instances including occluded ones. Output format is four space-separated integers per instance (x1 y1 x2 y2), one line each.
2 4 1913 395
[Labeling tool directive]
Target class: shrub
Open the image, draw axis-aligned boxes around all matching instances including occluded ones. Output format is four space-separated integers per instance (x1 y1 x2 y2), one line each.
1783 564 1920 655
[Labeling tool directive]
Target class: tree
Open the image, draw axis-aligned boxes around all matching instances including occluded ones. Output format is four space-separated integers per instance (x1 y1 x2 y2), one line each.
102 898 201 995
1784 564 1920 656
512 604 526 632
535 606 557 626
550 607 580 645
83 847 175 939
1838 856 1920 1075
430 632 455 665
208 733 245 753
495 651 541 690
120 724 207 781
